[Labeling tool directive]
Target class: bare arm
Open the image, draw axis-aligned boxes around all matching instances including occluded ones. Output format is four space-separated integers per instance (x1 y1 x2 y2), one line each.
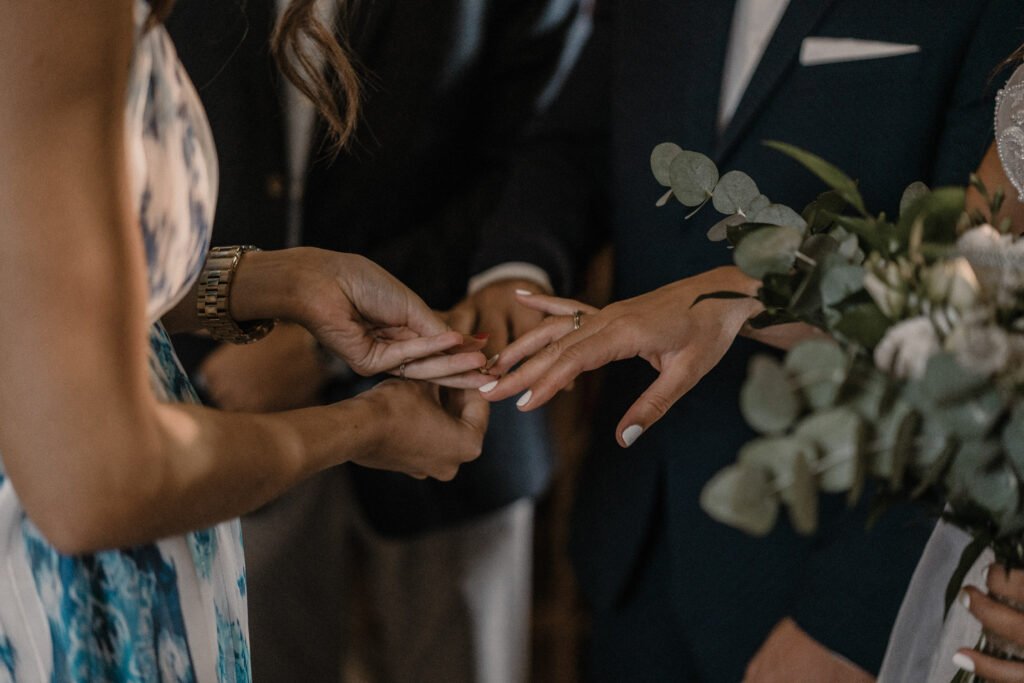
0 0 486 555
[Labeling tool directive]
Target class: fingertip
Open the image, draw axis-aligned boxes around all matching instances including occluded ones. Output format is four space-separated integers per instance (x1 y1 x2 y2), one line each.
515 389 533 410
952 651 975 673
621 424 644 448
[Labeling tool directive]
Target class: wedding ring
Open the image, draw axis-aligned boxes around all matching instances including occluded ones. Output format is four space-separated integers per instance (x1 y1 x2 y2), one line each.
572 310 583 331
399 362 407 380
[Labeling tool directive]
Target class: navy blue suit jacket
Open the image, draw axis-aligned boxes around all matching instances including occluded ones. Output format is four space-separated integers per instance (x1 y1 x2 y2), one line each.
474 0 1024 678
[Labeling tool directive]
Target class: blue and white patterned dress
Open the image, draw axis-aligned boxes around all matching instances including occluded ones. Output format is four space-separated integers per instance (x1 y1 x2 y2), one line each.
0 3 250 681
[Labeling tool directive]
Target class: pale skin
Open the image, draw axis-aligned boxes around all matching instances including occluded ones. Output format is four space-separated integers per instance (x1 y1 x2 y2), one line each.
0 0 489 556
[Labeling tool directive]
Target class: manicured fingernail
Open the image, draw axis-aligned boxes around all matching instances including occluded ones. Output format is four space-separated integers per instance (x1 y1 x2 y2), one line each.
959 590 971 610
622 425 644 447
473 333 490 340
952 653 975 673
485 354 500 370
516 390 533 408
515 289 533 296
982 565 990 584
479 380 499 394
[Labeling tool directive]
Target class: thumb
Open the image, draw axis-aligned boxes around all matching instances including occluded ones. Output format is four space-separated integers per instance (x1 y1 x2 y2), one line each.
615 364 697 449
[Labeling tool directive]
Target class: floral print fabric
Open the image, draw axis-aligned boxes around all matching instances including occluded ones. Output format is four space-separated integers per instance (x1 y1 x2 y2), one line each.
0 3 250 681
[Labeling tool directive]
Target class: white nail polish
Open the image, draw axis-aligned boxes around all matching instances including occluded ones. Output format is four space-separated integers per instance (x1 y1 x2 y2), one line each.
952 653 975 673
959 590 971 610
516 390 533 408
982 565 990 584
479 380 499 394
622 425 644 447
515 289 534 296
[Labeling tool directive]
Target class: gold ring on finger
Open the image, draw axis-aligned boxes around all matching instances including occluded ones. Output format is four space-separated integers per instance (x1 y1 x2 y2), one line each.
572 310 583 331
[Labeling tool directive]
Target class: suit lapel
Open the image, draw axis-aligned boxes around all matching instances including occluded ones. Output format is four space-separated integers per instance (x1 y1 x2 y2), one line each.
715 0 838 162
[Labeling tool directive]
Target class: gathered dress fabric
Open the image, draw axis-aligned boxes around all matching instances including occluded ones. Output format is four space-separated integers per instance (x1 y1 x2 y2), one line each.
0 3 250 681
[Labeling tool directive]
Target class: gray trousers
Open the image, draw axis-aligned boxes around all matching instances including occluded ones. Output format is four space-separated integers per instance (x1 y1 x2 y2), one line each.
241 468 533 683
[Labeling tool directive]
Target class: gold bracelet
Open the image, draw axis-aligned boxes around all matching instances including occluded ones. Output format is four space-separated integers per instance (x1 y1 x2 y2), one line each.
196 245 276 344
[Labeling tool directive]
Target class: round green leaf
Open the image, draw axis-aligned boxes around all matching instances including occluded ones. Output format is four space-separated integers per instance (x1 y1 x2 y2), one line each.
734 226 803 279
713 170 760 214
820 263 865 308
740 356 802 435
651 142 683 187
794 408 864 493
748 204 809 232
707 213 746 242
738 437 820 533
669 151 719 206
700 463 780 537
900 181 930 218
784 340 847 410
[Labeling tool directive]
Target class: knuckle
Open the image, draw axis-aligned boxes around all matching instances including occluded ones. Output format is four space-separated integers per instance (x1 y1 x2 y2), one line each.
644 391 674 418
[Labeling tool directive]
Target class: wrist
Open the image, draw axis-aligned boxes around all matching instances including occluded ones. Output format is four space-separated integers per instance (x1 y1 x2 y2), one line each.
229 248 315 324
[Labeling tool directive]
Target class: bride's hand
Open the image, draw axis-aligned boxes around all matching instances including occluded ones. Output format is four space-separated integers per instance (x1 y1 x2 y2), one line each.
480 266 762 447
230 247 489 386
956 564 1024 681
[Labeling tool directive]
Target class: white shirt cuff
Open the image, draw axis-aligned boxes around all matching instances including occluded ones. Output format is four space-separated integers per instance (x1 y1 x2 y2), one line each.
467 262 554 296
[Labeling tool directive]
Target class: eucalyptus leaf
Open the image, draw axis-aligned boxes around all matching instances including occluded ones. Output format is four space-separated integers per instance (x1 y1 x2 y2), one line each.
738 437 819 535
713 170 761 215
670 151 720 207
804 190 849 233
788 448 819 534
794 408 864 493
908 353 992 410
749 204 809 232
820 263 866 307
889 409 922 491
832 303 890 349
871 400 915 479
896 186 966 246
700 464 780 537
734 226 804 279
765 141 867 215
784 340 847 410
740 356 802 435
800 234 840 265
707 213 745 242
750 194 772 214
900 181 931 218
651 142 684 186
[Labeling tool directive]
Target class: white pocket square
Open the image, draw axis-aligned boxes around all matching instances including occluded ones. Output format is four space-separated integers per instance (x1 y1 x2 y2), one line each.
799 37 921 67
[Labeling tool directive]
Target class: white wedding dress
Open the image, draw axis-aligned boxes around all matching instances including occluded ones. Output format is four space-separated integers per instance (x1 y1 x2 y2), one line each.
878 61 1024 682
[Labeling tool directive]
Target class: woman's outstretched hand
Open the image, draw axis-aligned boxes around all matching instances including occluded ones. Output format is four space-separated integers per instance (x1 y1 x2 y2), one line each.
956 564 1024 681
229 247 489 387
480 266 762 448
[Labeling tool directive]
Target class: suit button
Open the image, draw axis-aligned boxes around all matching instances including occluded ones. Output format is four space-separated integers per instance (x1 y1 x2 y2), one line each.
265 173 286 200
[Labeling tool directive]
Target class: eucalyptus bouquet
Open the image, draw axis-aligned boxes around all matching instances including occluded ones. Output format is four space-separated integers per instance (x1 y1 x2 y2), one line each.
650 141 1024 635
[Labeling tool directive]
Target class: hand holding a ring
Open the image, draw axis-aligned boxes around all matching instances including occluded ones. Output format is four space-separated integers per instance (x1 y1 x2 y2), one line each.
481 266 763 447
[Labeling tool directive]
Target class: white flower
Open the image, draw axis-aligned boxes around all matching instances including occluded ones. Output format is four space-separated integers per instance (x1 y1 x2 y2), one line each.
873 316 941 379
923 258 981 312
864 272 906 319
957 224 1024 304
945 323 1011 377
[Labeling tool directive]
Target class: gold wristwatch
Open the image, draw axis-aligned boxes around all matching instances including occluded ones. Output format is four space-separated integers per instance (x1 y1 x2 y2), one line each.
196 245 276 344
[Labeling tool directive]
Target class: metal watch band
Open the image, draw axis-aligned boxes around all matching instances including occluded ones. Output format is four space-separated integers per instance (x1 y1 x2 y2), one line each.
196 245 276 344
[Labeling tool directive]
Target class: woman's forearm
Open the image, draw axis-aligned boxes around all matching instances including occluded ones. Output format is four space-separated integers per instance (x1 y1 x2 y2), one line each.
33 395 379 555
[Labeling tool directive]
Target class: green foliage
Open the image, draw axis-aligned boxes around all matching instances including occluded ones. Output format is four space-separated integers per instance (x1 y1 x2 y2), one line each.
650 139 1024 560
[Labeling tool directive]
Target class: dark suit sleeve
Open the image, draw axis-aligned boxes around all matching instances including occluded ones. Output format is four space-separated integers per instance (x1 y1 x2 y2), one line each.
365 0 593 305
790 1 1024 672
468 0 612 296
